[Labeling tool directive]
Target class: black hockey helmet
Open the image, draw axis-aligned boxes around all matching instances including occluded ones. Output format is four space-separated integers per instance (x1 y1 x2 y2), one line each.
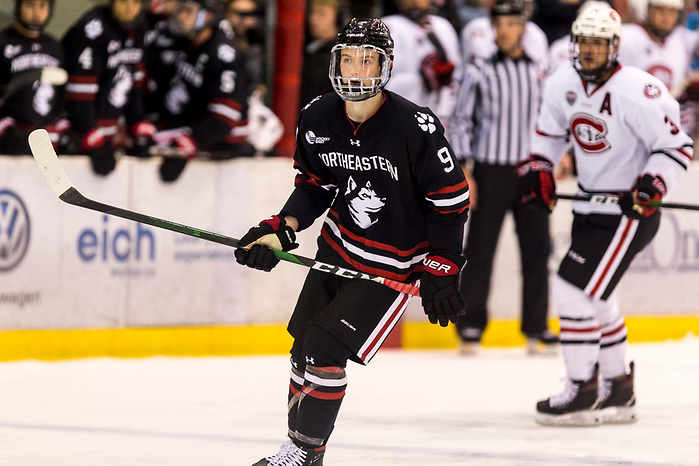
335 18 394 60
14 0 55 32
189 0 225 16
168 0 224 40
491 0 525 17
329 18 394 102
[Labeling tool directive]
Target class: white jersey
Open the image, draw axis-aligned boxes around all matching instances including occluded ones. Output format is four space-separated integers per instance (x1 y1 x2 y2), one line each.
382 14 461 123
617 24 699 96
460 16 549 71
547 34 570 75
532 62 693 215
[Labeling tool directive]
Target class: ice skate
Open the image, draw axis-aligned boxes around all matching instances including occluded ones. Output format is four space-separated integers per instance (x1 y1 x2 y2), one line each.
252 439 324 466
526 329 560 355
536 366 601 426
457 327 482 355
597 361 637 424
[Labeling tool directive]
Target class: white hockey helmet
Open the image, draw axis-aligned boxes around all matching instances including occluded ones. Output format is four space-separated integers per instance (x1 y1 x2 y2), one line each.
630 0 683 22
570 5 622 82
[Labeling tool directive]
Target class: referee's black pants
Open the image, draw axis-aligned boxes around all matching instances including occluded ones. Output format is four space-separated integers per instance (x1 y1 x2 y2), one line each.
457 162 551 335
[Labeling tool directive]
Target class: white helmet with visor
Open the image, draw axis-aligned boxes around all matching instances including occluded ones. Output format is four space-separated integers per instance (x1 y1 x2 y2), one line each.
570 5 622 82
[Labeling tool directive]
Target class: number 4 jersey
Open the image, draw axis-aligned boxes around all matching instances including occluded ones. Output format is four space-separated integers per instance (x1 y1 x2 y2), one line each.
531 62 694 215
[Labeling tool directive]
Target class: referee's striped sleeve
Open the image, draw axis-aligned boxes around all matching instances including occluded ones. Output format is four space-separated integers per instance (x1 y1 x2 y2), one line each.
447 63 480 162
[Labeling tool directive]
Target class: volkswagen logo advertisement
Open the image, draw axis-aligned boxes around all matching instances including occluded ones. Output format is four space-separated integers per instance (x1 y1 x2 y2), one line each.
0 189 30 272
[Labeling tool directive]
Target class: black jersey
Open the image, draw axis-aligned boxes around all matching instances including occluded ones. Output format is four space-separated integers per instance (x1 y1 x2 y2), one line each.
281 90 470 283
61 6 147 136
0 26 64 127
152 21 249 152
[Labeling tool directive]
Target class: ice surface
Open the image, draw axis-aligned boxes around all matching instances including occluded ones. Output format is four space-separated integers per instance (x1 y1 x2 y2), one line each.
1 338 698 465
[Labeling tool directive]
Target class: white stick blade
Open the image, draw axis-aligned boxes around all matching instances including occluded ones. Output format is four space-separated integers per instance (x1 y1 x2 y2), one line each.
28 129 73 197
40 67 68 86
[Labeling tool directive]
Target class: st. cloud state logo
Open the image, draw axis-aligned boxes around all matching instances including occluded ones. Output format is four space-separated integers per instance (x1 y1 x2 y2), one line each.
415 112 436 134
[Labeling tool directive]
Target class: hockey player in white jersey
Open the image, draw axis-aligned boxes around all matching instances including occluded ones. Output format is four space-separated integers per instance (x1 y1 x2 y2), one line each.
460 5 549 71
516 4 693 426
618 0 699 131
382 0 461 124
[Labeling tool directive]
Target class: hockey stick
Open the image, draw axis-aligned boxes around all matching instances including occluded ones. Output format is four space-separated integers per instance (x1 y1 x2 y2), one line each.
555 193 699 211
28 129 420 297
1 67 68 105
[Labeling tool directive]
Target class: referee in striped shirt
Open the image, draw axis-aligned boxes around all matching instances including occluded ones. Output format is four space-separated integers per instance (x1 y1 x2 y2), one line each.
447 0 558 354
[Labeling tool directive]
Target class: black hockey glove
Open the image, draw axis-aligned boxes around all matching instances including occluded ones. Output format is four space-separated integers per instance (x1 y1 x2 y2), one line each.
235 215 298 272
420 251 466 327
126 121 156 158
618 174 666 219
82 129 116 176
159 156 188 182
515 155 556 212
0 125 30 155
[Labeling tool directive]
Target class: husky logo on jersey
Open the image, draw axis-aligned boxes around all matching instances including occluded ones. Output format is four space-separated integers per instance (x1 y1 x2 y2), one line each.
566 91 577 105
570 113 611 153
217 44 236 63
643 83 661 99
4 45 21 59
33 82 54 116
345 176 386 229
108 66 133 109
305 130 330 144
415 112 436 134
165 81 190 115
85 19 103 40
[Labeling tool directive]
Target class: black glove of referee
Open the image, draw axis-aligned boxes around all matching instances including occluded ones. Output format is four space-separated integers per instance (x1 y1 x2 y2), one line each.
420 251 466 327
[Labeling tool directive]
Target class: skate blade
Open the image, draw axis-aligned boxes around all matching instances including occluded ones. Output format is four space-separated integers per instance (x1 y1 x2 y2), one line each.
527 339 559 356
599 406 638 424
535 410 601 427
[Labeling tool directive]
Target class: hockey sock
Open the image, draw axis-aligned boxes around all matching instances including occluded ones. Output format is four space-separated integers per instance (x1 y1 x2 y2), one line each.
294 365 347 449
598 316 628 379
553 276 601 381
594 293 628 379
287 357 305 439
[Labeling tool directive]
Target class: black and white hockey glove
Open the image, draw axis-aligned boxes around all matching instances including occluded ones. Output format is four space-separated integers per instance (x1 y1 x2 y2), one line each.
235 215 298 272
619 174 666 219
420 251 466 327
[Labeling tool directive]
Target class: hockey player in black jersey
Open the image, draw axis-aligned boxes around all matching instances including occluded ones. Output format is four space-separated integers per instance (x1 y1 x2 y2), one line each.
0 0 64 155
235 18 470 466
61 0 155 176
145 0 252 182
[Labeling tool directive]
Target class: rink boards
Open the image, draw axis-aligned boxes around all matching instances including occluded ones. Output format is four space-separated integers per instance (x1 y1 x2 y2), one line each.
1 156 698 360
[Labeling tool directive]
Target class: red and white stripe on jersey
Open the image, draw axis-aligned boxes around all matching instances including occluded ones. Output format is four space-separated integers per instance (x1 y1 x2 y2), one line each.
208 98 243 127
559 316 601 345
651 146 693 170
600 316 627 348
584 216 639 299
357 290 412 363
66 75 98 101
225 120 249 145
96 118 119 137
293 161 337 191
321 209 427 281
424 178 470 214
